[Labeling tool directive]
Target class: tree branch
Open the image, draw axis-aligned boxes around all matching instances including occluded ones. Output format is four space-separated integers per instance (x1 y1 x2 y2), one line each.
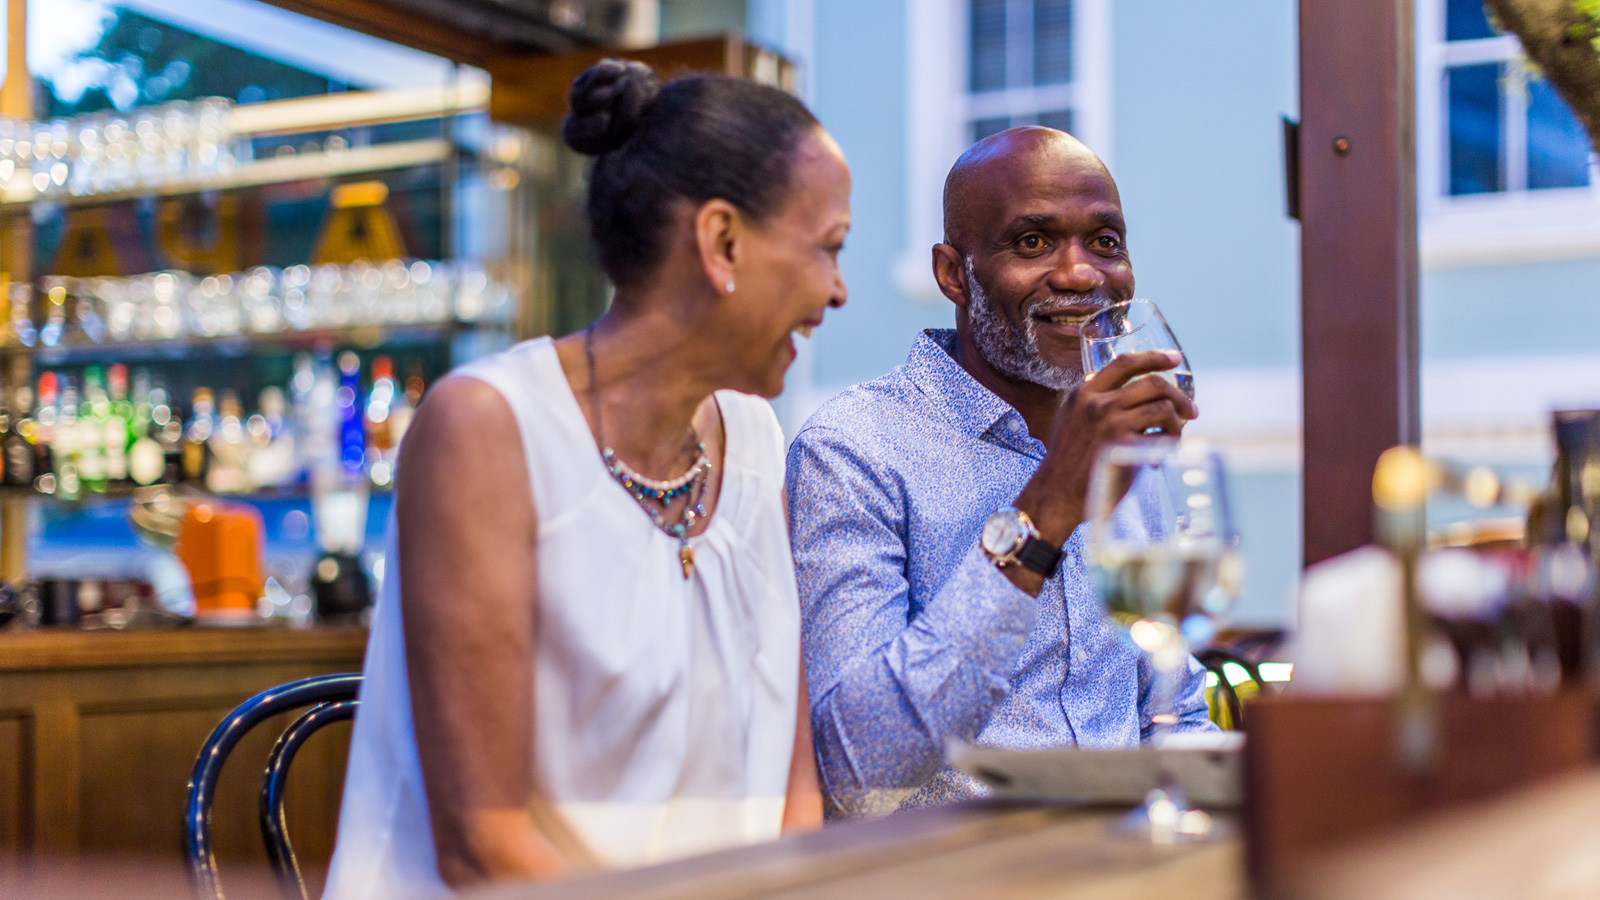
1482 0 1600 155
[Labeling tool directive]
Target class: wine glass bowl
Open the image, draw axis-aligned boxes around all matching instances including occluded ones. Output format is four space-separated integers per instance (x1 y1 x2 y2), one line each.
1080 299 1195 401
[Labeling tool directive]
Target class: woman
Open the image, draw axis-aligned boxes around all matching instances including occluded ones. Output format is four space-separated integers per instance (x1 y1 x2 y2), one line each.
323 59 850 898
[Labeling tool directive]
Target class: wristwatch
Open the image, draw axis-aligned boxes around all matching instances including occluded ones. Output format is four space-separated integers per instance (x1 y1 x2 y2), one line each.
980 505 1064 578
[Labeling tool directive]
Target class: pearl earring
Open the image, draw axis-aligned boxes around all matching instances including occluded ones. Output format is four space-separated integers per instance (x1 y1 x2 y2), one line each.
725 280 736 293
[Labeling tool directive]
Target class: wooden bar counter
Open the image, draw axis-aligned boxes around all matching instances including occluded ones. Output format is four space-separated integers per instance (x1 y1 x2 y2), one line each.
0 626 366 879
477 804 1246 900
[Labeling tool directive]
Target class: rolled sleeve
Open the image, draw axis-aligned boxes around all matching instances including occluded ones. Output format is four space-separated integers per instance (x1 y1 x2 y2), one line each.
786 425 1038 816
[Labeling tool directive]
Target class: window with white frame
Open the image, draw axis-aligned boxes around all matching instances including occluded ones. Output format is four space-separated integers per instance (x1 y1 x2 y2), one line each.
896 0 1109 297
1430 0 1594 197
967 0 1077 142
1416 0 1600 266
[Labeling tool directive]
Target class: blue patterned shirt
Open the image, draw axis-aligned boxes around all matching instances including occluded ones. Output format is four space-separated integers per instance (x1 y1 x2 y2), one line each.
786 329 1214 818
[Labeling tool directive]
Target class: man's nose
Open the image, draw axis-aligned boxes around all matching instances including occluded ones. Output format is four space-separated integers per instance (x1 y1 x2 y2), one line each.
1048 244 1106 293
827 266 848 308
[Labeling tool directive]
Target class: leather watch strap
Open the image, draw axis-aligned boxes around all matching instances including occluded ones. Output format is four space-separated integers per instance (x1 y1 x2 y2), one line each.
1016 535 1064 578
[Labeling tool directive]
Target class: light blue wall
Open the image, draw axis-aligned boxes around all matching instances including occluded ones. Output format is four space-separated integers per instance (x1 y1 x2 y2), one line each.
1423 257 1600 359
807 0 952 385
1109 2 1301 373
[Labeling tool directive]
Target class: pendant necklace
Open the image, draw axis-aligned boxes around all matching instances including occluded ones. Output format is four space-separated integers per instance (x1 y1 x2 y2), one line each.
585 325 709 579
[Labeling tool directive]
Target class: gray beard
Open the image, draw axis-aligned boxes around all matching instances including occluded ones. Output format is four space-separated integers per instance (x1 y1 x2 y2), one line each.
964 256 1084 391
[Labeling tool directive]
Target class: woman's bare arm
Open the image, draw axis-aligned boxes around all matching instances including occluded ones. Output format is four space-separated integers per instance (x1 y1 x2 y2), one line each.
396 376 566 888
781 655 824 832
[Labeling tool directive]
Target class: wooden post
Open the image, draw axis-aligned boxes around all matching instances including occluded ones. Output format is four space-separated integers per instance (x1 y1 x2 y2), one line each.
1298 0 1421 566
1 0 29 583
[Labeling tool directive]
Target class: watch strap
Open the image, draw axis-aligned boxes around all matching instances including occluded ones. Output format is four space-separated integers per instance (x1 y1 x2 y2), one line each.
1015 535 1064 579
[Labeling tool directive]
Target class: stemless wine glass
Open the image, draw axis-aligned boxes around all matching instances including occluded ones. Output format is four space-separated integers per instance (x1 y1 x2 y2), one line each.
1080 298 1195 401
1085 437 1242 843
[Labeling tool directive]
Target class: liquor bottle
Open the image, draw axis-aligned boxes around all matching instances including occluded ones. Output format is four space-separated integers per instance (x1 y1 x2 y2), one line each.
206 389 249 493
364 355 398 486
337 351 365 479
32 373 57 494
104 363 133 488
150 379 184 485
182 388 215 486
54 375 81 500
126 369 165 487
1 387 32 488
248 386 294 489
76 366 110 494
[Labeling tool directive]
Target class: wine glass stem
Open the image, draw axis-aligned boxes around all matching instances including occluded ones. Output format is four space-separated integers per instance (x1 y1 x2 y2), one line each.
1149 637 1188 746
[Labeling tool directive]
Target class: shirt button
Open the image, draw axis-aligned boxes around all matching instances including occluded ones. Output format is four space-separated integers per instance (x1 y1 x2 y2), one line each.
1063 552 1078 568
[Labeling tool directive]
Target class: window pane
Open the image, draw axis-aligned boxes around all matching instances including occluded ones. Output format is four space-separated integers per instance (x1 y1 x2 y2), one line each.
1446 0 1497 41
1448 63 1503 195
1037 108 1073 134
970 0 1007 92
1033 0 1073 86
972 116 1011 143
1527 77 1592 190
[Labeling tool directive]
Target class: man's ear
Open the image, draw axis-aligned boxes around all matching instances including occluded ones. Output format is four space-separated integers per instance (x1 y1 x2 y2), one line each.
694 199 743 293
932 244 970 309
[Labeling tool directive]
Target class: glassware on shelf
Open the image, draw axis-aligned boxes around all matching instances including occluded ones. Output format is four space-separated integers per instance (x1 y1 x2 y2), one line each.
1085 438 1242 844
6 280 37 347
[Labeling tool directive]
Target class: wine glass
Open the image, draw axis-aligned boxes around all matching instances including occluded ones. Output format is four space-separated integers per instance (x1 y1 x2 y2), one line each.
1080 299 1195 401
1085 438 1242 843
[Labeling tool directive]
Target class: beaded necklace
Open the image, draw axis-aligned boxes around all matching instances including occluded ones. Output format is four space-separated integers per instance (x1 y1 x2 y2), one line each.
585 325 709 579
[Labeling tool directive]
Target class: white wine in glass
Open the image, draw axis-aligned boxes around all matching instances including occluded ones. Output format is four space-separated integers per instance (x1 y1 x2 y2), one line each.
1085 438 1242 843
1080 299 1196 401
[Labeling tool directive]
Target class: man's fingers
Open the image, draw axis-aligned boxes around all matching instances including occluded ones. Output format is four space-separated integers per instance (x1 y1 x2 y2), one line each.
1122 399 1186 436
1106 373 1197 419
1083 350 1182 392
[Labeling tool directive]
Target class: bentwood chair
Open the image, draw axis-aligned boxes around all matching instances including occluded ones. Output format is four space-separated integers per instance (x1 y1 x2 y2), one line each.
184 673 362 900
1194 647 1265 730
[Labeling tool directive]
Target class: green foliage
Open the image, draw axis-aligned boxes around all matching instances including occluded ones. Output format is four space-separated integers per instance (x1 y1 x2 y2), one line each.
37 10 347 119
1574 0 1600 52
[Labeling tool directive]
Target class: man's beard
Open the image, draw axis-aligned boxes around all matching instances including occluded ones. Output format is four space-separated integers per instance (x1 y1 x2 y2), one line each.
964 256 1086 392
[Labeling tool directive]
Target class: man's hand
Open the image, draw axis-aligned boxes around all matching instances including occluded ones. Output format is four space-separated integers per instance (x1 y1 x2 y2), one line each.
1001 350 1197 595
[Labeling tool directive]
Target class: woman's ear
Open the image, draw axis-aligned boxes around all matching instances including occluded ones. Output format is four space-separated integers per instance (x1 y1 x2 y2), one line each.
695 198 743 294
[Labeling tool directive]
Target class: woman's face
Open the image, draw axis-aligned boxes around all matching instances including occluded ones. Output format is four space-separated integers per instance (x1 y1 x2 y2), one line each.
722 129 852 398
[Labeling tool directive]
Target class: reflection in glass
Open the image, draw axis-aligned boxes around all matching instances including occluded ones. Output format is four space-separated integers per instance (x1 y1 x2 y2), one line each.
1526 77 1592 191
1032 0 1073 86
1448 63 1502 195
970 0 1008 92
1446 0 1498 41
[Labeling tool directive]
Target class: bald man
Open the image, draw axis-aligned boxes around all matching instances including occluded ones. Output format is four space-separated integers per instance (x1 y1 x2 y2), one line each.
786 128 1214 818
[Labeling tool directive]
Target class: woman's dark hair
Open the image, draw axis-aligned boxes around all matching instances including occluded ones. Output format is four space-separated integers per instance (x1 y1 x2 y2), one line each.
561 59 821 288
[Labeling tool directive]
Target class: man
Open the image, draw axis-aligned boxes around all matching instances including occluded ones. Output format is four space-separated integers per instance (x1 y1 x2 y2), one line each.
787 127 1214 818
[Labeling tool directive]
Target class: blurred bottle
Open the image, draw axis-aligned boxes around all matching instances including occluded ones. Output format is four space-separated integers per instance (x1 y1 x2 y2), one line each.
1528 409 1600 681
337 351 365 479
183 387 215 486
0 384 32 488
54 375 81 499
32 372 57 494
248 386 295 488
104 363 133 488
127 368 165 486
151 378 185 484
77 366 109 493
364 355 398 487
206 389 249 493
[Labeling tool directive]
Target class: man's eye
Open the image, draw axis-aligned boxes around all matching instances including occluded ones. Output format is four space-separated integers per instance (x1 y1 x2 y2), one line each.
1096 235 1122 250
1017 234 1045 251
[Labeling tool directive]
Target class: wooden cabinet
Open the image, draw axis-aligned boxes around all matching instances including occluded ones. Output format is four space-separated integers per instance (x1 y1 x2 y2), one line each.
0 627 366 891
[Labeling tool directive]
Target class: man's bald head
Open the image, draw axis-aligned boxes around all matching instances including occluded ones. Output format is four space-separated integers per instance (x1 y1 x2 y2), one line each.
942 127 1113 252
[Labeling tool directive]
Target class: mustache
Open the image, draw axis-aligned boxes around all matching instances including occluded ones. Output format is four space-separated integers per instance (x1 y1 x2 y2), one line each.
1023 294 1116 318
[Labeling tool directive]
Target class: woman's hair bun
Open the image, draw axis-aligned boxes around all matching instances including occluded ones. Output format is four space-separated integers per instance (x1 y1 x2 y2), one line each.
561 59 662 156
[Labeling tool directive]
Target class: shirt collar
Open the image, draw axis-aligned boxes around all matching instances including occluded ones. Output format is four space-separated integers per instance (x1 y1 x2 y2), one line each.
904 329 1043 457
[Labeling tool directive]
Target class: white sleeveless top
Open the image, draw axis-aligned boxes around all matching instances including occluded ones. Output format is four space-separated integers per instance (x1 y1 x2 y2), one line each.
323 338 801 900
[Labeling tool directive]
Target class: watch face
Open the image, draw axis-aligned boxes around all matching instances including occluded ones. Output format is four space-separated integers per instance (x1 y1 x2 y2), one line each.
982 510 1025 557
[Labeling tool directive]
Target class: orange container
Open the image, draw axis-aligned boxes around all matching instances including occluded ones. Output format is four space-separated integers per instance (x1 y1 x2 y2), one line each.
176 502 264 621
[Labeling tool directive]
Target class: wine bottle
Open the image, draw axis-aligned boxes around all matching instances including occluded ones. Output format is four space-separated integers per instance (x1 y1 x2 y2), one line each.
182 388 215 486
127 369 165 487
54 375 81 500
32 373 57 494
